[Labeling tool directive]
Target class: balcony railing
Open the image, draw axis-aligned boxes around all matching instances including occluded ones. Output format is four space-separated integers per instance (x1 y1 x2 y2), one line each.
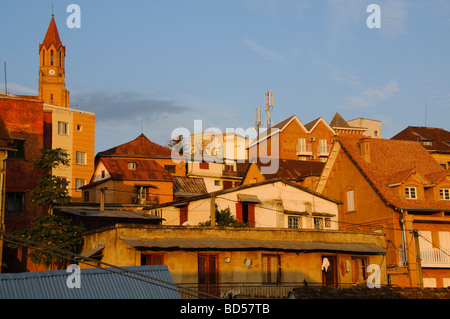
420 248 450 268
318 144 332 156
177 282 301 299
296 143 312 156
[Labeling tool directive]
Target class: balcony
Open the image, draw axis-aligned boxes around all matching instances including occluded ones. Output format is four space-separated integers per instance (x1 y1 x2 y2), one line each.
420 248 450 268
318 144 332 157
296 143 312 156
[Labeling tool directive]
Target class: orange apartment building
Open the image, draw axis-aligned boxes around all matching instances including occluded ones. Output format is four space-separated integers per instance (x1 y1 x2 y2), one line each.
82 134 186 206
316 136 450 288
247 115 337 163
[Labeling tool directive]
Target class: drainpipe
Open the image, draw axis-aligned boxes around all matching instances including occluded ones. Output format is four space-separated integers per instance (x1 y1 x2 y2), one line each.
0 152 8 273
399 209 408 267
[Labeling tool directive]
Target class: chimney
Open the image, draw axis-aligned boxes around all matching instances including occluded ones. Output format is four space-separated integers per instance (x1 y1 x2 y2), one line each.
359 138 371 163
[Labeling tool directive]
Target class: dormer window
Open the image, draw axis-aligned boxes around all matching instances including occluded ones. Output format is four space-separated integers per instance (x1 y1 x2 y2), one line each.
128 162 136 170
421 140 433 146
405 187 417 199
440 188 450 200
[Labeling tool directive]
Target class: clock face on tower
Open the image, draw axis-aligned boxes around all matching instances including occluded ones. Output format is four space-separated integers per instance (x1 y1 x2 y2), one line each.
49 69 55 75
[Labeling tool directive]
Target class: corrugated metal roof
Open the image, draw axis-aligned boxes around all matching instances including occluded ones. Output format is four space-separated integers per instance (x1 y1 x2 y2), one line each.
0 265 180 299
121 237 386 255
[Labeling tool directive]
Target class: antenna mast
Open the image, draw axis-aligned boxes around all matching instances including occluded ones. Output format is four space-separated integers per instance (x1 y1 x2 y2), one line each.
264 91 273 129
3 62 7 95
254 107 261 137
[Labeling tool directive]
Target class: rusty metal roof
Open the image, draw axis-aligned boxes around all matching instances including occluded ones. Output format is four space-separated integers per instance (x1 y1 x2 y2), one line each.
121 237 385 255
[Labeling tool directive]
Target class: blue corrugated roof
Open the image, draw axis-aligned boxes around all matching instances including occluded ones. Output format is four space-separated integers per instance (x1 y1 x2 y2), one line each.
0 265 180 299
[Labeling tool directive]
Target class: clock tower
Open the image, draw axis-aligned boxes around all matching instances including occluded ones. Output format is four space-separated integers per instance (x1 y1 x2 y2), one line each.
39 14 70 108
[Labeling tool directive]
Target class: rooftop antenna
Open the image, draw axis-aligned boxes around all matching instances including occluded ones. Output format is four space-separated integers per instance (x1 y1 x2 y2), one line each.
264 91 273 129
425 98 427 127
254 107 261 137
3 62 7 95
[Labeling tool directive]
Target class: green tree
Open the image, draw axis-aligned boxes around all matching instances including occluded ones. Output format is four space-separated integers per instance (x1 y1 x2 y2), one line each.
167 134 186 156
9 214 85 269
30 148 71 214
199 205 250 227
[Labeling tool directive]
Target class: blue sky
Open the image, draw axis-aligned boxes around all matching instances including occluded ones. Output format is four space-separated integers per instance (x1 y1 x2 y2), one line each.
1 1 450 153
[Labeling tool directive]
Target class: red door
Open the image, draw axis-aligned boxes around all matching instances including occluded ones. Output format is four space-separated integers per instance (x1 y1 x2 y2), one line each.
198 254 219 298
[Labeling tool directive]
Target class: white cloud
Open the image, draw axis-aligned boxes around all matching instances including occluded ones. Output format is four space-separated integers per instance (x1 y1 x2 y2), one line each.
340 81 400 109
0 82 38 95
241 38 286 63
378 0 408 39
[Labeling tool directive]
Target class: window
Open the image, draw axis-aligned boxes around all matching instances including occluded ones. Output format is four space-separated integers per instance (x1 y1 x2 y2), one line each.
347 189 355 212
297 138 306 152
83 191 89 202
6 192 25 212
50 50 54 66
101 170 105 178
405 187 417 199
319 139 327 154
57 176 68 189
199 162 209 169
8 140 25 159
141 254 164 266
77 125 82 131
164 165 176 174
224 164 234 172
288 216 300 229
421 141 433 146
325 218 332 228
58 121 69 135
314 217 324 229
75 179 86 192
128 162 136 170
236 202 255 226
262 255 281 284
374 130 378 137
214 180 221 186
440 188 450 200
76 152 86 165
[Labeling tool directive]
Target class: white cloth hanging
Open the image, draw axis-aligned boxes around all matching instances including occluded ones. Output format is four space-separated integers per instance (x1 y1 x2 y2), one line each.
321 257 330 272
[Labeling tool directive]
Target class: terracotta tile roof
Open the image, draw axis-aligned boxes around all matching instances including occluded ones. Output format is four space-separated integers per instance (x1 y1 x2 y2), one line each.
40 15 64 51
338 137 450 210
391 126 450 153
249 159 325 180
100 157 175 182
97 134 172 159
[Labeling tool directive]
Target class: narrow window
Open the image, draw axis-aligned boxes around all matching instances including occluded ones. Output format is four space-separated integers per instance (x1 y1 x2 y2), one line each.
262 255 281 284
84 191 89 202
314 217 324 229
58 121 68 135
76 152 87 165
50 50 54 66
347 190 355 212
75 179 86 192
128 162 136 170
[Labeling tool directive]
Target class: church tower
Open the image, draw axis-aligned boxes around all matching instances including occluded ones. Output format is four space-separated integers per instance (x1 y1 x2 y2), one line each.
39 14 70 108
